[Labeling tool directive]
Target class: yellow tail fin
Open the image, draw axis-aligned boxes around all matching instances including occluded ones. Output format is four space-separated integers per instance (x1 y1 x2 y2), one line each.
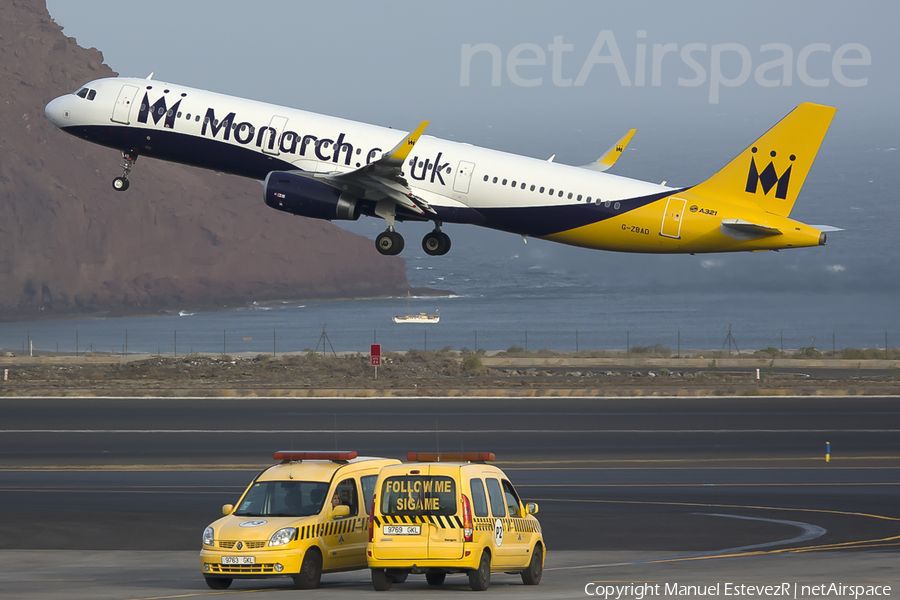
688 103 836 216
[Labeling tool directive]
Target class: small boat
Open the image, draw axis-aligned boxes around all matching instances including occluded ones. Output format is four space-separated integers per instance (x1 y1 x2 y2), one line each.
393 311 440 324
393 292 439 324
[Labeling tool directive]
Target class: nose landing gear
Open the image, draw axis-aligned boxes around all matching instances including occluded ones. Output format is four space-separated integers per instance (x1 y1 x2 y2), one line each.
112 151 138 192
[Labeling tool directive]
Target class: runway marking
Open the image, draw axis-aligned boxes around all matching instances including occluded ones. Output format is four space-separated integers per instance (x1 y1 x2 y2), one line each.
0 464 266 472
540 496 900 572
698 513 827 552
3 428 900 434
3 459 900 472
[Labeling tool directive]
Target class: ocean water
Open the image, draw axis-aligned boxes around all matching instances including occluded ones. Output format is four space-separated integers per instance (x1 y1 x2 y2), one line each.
2 135 898 357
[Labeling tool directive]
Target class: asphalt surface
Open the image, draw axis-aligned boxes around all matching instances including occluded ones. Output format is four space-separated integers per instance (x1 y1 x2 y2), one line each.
1 395 898 598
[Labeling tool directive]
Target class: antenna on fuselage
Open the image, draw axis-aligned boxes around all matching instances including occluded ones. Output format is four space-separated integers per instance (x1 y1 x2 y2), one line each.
146 72 154 80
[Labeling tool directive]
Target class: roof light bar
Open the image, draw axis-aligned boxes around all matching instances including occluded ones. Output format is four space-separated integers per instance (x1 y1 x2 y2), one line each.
273 451 358 462
407 452 495 463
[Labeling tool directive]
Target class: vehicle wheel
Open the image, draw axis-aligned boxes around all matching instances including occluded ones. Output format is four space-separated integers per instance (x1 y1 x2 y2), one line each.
468 551 491 591
426 572 446 586
376 231 404 256
371 568 393 591
422 231 451 256
292 548 322 589
521 544 543 585
391 571 409 583
112 177 129 191
204 577 232 590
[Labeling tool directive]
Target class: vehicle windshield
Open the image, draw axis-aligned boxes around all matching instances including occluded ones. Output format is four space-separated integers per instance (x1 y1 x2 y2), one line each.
380 475 457 516
234 480 329 517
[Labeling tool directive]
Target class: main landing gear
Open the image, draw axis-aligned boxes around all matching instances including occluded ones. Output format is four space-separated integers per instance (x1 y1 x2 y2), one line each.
374 224 452 257
112 151 138 191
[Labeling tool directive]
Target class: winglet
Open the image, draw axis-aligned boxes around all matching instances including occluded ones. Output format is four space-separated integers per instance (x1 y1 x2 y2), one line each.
582 129 636 172
387 121 429 162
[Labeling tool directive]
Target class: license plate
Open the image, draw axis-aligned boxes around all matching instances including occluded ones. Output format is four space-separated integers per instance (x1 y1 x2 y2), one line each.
384 525 421 536
222 556 255 565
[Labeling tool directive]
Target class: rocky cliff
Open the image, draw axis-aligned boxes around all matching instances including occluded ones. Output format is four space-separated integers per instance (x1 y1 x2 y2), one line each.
0 0 410 320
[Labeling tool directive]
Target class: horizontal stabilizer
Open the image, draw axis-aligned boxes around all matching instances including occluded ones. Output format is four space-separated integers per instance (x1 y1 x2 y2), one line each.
581 129 636 172
721 219 782 236
810 225 844 233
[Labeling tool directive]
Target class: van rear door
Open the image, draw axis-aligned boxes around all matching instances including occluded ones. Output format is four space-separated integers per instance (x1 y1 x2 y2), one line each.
374 469 463 561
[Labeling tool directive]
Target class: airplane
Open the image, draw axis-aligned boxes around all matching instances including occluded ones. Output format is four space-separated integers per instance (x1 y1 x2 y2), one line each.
44 75 839 257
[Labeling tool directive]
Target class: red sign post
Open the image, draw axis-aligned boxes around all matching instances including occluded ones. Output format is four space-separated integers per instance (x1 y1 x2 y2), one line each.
370 344 381 378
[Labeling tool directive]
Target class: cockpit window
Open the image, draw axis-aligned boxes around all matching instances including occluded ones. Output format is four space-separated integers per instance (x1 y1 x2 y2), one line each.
87 89 96 101
76 88 88 99
234 480 329 517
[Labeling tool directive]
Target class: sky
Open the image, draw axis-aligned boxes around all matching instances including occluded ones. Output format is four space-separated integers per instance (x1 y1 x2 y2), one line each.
44 0 900 297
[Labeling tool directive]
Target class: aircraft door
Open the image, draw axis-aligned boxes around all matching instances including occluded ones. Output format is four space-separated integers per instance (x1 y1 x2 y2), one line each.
453 161 475 194
660 197 687 239
111 85 139 125
261 115 288 156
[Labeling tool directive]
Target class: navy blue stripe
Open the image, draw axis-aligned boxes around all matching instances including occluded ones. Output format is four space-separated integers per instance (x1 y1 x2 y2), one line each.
467 189 687 238
60 125 296 180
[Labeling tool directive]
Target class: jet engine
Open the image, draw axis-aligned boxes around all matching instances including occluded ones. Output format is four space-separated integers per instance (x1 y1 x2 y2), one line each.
263 171 361 221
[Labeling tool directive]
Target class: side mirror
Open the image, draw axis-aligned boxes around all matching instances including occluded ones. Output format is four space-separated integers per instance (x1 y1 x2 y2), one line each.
222 504 234 516
332 504 350 518
526 502 539 515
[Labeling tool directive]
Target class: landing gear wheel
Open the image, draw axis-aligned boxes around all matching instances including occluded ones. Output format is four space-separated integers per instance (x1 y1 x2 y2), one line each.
422 231 451 256
521 544 543 585
468 551 491 591
204 577 232 590
426 572 446 586
292 548 322 589
376 230 405 256
371 568 393 591
114 151 138 192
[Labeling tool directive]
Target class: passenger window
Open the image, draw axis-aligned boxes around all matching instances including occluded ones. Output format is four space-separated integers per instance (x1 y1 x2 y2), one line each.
185 113 191 120
177 112 182 118
501 480 522 517
483 175 489 182
511 180 516 187
332 478 359 517
539 186 544 193
548 188 554 195
568 192 573 199
492 177 498 183
196 115 201 122
586 196 591 202
577 194 582 201
558 190 564 197
502 179 507 185
530 185 535 191
360 475 378 514
521 183 526 189
486 478 505 518
87 89 96 101
469 479 489 517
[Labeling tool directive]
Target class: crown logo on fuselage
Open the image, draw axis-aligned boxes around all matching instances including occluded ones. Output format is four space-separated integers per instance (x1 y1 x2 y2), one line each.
745 147 795 200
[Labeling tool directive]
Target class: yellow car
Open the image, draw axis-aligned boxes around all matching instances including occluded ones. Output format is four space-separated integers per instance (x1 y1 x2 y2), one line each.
366 452 544 591
200 451 400 590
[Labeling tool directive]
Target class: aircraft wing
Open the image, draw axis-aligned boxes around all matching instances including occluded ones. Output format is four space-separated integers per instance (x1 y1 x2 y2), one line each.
580 129 637 172
284 121 435 216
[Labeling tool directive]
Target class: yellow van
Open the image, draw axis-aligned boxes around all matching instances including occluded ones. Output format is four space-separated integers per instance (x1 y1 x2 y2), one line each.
200 451 400 590
366 452 544 591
